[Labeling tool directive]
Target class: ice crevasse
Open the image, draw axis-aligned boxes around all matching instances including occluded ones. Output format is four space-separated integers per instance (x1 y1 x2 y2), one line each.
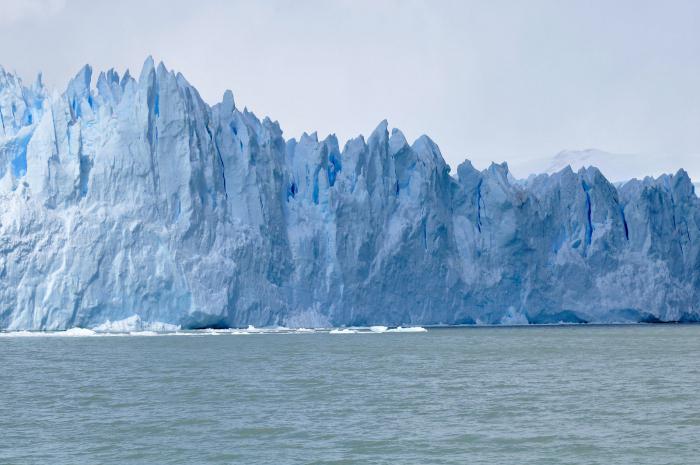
0 58 698 330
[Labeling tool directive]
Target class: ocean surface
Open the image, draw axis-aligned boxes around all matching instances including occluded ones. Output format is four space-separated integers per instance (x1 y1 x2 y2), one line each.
1 325 699 464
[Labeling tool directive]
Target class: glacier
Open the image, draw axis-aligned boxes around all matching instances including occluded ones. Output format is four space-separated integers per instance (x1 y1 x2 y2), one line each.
1 58 698 330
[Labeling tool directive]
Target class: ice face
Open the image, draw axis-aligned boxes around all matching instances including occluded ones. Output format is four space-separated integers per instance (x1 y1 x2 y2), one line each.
0 58 698 329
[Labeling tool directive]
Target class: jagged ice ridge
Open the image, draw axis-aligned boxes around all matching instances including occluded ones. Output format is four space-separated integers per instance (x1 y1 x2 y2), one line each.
1 58 698 330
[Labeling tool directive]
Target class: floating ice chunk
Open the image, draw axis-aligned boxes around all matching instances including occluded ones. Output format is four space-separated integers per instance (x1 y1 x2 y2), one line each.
0 330 39 337
329 328 358 334
62 328 97 336
0 328 105 337
128 331 160 336
386 326 427 333
369 326 388 333
215 328 251 335
94 316 140 332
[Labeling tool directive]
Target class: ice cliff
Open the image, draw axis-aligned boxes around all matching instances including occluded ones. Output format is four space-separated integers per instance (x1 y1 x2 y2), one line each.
1 59 698 330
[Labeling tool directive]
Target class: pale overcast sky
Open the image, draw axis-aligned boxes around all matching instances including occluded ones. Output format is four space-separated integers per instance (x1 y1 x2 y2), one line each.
1 0 698 177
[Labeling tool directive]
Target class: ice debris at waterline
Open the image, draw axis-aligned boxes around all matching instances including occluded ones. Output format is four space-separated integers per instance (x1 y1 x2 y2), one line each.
0 58 699 330
0 327 428 337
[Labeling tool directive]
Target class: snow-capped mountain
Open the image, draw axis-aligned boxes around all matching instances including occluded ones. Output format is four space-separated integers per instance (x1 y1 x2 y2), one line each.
1 58 699 330
510 148 700 189
547 149 637 181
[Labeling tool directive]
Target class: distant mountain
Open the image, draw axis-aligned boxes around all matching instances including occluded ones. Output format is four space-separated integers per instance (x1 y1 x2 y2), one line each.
511 149 699 190
1 59 700 330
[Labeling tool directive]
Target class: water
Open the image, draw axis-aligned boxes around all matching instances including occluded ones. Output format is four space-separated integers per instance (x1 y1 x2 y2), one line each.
1 325 699 464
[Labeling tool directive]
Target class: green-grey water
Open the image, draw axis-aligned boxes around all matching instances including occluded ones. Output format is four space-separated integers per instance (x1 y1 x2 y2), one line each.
1 325 699 464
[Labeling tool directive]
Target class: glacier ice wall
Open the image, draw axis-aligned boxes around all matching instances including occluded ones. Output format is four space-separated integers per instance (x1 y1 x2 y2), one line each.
1 58 698 329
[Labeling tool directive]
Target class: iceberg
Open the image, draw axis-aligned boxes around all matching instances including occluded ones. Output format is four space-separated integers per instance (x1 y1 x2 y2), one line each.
0 58 699 330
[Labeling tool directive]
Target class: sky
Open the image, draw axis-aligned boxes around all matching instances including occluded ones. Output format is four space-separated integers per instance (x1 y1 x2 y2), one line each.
1 0 698 178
